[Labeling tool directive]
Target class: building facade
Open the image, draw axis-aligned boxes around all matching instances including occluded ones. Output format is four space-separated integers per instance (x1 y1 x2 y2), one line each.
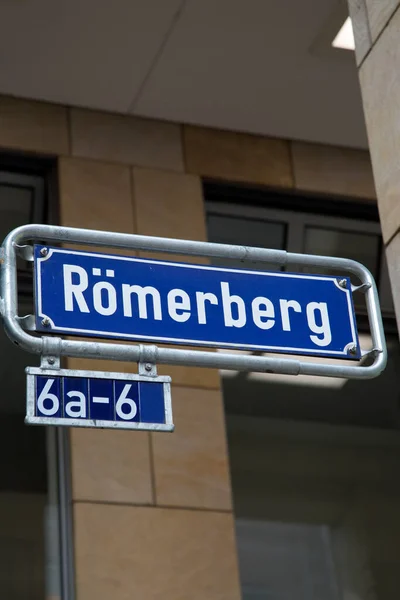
1 94 400 599
1 4 400 596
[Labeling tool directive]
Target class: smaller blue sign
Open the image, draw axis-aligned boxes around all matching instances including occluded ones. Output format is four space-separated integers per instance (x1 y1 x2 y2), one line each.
25 367 173 432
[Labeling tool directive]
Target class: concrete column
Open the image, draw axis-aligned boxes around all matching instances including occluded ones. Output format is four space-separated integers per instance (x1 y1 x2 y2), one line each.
348 2 400 597
348 1 400 328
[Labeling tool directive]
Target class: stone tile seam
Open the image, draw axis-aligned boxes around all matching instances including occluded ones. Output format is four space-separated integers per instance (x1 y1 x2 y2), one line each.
288 140 297 189
66 106 73 156
148 432 158 506
128 0 189 113
366 0 400 42
384 225 400 248
358 2 400 70
49 136 370 193
73 499 233 515
181 124 190 174
350 0 372 67
58 148 185 174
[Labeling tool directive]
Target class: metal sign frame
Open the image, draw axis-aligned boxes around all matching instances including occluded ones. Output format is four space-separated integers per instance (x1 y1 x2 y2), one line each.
0 223 387 380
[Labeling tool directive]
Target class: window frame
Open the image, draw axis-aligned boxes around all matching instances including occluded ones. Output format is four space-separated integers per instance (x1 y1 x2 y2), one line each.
204 183 395 333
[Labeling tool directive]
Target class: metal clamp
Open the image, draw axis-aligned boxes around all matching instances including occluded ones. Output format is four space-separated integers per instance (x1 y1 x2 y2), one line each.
16 314 36 331
41 336 63 370
138 344 158 377
15 244 34 262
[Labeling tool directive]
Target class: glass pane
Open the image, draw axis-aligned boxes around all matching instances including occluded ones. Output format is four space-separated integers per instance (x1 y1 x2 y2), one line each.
207 213 286 270
303 227 381 313
236 520 339 600
226 338 400 600
222 334 400 429
304 227 380 279
0 185 32 242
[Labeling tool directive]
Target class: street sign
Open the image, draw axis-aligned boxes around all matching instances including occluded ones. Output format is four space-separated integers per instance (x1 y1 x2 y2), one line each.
34 245 360 360
0 224 387 379
25 367 173 431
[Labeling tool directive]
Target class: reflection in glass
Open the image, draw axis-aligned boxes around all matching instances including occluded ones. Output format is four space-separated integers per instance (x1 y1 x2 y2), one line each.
207 214 286 270
304 226 380 278
304 227 381 313
0 185 33 243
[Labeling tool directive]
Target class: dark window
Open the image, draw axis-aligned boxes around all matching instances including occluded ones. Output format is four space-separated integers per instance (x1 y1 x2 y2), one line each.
207 213 287 270
205 181 400 431
0 157 55 599
206 182 400 600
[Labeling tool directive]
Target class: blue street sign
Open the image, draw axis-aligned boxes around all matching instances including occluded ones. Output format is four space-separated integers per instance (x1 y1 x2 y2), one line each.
25 367 173 431
34 245 360 360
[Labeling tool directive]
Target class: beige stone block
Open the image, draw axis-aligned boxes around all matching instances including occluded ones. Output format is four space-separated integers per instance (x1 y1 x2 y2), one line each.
156 347 221 390
59 157 134 233
359 8 400 242
366 0 399 41
74 503 241 600
64 337 140 375
66 345 153 507
65 354 137 376
0 95 68 155
183 125 293 188
347 0 372 65
70 108 184 172
152 386 232 510
71 428 153 504
292 141 376 200
132 167 221 389
133 166 207 244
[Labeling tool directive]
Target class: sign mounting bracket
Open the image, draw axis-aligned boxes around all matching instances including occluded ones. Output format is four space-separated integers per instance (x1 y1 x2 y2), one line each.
138 344 158 378
41 336 62 370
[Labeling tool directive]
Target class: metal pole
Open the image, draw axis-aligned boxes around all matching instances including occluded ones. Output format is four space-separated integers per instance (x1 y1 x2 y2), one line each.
45 427 62 600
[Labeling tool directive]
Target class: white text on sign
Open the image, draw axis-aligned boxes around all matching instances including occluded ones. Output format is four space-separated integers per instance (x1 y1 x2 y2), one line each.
63 265 332 347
